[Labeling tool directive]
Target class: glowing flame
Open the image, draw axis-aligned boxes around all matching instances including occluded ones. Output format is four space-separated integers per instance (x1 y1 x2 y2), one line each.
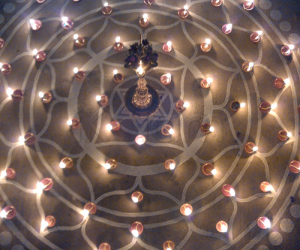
205 39 211 44
96 95 102 101
113 69 118 75
183 102 189 108
289 44 295 50
0 209 8 218
253 146 258 151
249 62 254 68
59 162 66 169
221 224 228 232
73 34 79 40
62 16 68 22
0 171 7 179
207 78 213 83
287 132 292 138
183 5 188 10
41 220 49 232
106 124 113 131
115 36 120 43
169 128 174 135
169 163 176 170
271 103 277 110
131 229 139 237
81 209 89 217
104 163 111 169
229 188 235 197
143 14 148 19
33 49 38 55
104 2 108 7
209 126 214 132
132 197 139 203
257 31 263 35
73 67 79 74
184 208 192 216
226 23 232 31
167 41 172 47
38 92 44 98
18 136 25 144
211 169 217 175
6 87 13 96
240 102 246 108
166 73 171 79
67 119 73 126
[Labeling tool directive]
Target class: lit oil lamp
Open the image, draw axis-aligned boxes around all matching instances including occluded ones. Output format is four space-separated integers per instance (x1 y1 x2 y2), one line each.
139 14 149 27
242 62 254 72
0 63 12 75
200 123 214 134
244 142 258 153
222 23 232 34
59 157 73 169
40 215 56 232
260 181 274 192
61 16 73 29
106 121 120 132
161 124 174 136
0 206 16 220
243 0 255 11
96 94 109 106
38 91 53 103
10 89 24 101
230 101 246 111
67 118 80 129
131 221 143 237
33 49 46 62
274 77 288 89
36 178 53 193
277 130 291 141
222 184 235 197
131 191 143 203
23 132 36 146
259 102 271 113
102 2 112 15
82 202 97 217
250 31 262 43
257 217 271 229
73 67 86 80
200 39 212 52
281 44 294 56
200 77 213 88
216 221 228 232
289 160 300 174
73 34 85 48
175 100 189 112
202 163 216 176
0 168 16 180
160 73 172 85
104 159 117 170
113 69 124 83
163 241 175 250
114 36 124 51
180 203 193 216
211 0 223 7
164 159 176 170
162 41 173 53
178 5 189 19
135 135 146 145
29 19 42 30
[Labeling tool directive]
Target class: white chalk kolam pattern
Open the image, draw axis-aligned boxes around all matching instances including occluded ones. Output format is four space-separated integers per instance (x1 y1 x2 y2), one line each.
0 0 299 250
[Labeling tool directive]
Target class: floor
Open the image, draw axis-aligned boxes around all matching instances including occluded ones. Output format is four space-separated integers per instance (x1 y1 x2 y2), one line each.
0 0 299 249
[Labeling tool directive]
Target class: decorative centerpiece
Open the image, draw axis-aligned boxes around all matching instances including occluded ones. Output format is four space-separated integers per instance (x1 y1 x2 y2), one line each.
124 36 160 116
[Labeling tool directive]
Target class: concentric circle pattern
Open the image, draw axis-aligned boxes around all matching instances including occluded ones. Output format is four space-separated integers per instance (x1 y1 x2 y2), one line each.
0 0 299 249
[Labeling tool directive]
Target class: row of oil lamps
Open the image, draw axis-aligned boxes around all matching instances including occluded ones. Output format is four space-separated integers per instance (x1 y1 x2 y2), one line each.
4 157 298 250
